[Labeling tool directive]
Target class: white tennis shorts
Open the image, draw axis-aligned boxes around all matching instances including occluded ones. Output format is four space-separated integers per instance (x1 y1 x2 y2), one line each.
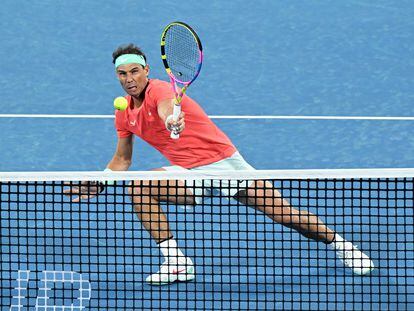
163 152 255 204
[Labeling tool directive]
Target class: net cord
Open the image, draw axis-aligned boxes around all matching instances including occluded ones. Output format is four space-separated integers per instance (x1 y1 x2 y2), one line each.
1 168 414 182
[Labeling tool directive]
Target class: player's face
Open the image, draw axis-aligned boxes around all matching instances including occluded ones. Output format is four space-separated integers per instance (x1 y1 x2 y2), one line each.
116 63 149 97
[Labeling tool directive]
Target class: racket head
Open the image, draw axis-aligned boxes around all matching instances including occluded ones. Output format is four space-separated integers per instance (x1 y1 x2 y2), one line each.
161 21 203 85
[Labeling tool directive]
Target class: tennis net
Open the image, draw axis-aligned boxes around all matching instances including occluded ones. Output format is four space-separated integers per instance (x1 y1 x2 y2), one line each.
1 169 413 310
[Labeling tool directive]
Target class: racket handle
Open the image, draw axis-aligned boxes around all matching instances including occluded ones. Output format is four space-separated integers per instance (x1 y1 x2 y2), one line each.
170 104 181 139
170 131 179 139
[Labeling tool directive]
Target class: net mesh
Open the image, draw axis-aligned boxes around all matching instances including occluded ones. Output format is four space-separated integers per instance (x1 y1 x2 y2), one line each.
1 169 413 310
164 24 201 83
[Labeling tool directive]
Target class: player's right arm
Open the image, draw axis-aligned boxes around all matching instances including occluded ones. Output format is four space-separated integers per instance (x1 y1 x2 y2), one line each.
106 136 134 171
157 98 186 135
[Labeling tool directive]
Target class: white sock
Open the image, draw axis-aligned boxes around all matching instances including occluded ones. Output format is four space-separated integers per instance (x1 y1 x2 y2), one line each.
334 233 345 243
158 238 186 263
329 233 346 249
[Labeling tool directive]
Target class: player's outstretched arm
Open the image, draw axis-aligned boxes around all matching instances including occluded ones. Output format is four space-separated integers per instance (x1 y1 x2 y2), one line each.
107 136 134 171
63 136 134 202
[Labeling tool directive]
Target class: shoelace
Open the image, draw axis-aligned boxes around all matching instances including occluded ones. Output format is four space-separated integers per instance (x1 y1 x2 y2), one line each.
160 262 171 269
160 261 186 270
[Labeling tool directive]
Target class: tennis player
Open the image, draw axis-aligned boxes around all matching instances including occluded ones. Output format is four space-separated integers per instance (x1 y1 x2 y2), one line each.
65 44 374 285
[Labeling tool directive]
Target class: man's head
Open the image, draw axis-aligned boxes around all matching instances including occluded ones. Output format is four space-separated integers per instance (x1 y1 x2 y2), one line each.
113 44 149 98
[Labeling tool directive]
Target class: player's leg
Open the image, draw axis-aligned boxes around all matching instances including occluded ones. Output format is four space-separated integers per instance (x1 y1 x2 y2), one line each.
128 169 195 285
235 180 335 243
234 180 374 275
129 176 195 243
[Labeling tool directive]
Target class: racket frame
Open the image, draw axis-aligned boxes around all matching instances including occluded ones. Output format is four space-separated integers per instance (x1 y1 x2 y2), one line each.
160 21 203 138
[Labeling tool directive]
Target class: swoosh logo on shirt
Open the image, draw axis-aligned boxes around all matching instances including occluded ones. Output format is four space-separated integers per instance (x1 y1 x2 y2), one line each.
129 120 136 126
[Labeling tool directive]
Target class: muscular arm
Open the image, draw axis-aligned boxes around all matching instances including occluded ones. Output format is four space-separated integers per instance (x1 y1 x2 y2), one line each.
63 136 133 202
157 98 175 122
106 136 134 171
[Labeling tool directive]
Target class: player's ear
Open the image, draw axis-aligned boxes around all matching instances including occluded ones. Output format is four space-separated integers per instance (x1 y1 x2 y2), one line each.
144 64 150 76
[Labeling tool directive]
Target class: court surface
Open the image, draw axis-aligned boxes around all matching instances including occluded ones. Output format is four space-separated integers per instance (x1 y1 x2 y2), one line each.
0 1 413 310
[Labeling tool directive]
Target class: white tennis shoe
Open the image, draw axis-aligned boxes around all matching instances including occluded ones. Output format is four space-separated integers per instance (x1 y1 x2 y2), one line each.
329 235 374 275
146 257 195 285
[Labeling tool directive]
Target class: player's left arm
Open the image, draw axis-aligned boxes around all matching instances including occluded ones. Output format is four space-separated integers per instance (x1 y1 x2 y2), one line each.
157 98 185 134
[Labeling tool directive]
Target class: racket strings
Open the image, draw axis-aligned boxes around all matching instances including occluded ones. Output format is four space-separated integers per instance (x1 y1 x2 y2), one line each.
165 25 200 83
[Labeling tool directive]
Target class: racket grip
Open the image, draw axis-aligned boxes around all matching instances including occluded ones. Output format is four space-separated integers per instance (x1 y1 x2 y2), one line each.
170 104 181 139
170 131 179 139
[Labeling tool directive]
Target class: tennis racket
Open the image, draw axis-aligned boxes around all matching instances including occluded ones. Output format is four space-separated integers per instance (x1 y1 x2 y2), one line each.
160 21 203 139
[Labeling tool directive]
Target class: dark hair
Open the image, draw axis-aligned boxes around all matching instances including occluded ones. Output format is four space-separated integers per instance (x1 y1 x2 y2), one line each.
112 43 147 64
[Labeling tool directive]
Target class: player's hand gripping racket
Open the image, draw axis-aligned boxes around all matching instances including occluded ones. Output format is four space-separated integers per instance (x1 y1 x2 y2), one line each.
161 21 203 139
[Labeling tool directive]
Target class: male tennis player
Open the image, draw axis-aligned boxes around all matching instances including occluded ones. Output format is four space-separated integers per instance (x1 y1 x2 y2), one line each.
65 44 374 285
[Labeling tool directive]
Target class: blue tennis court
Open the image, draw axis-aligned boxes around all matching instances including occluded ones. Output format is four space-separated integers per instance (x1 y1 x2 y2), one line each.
1 1 413 310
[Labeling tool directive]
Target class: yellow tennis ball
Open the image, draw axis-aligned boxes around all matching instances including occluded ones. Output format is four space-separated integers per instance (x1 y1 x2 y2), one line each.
113 97 128 111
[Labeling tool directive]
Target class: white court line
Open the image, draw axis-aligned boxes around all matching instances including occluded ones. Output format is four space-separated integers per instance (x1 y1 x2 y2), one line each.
0 114 112 119
211 115 414 121
0 114 413 121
